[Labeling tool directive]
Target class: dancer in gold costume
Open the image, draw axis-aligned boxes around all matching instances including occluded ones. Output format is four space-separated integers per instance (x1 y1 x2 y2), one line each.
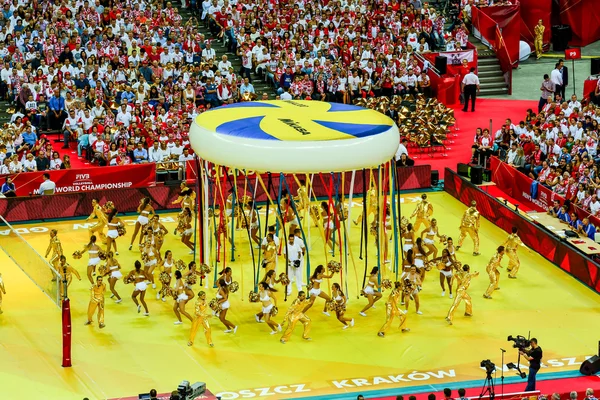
377 281 409 337
280 291 312 343
45 229 63 275
411 194 433 232
503 227 525 279
534 19 545 59
245 201 261 247
294 179 310 217
261 234 277 272
353 182 377 225
188 291 214 347
0 272 6 314
87 199 107 243
457 200 480 256
57 255 81 295
85 275 106 328
483 246 505 299
446 263 479 325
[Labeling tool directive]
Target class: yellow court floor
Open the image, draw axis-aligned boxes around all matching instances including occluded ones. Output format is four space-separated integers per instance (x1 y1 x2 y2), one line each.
0 192 599 400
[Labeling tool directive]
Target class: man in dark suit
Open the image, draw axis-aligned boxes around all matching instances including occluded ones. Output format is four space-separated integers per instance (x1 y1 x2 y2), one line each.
559 59 568 100
386 104 399 124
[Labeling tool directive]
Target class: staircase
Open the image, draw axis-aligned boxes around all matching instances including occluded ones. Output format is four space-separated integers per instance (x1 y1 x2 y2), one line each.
477 55 509 96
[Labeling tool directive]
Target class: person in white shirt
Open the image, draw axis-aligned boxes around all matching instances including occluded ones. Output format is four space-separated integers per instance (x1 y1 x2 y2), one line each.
589 195 600 216
115 104 133 127
38 173 56 195
170 139 184 159
217 55 232 76
280 88 293 100
550 63 563 97
23 152 37 171
394 139 409 161
285 233 303 296
293 227 306 285
461 68 480 112
62 109 82 148
178 147 194 166
201 42 216 62
506 143 518 164
148 142 166 163
568 94 581 111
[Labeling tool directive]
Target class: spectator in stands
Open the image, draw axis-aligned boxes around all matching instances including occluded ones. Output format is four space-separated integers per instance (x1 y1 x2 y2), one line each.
571 392 578 400
48 90 67 132
150 389 158 400
457 388 468 400
428 394 436 400
443 388 453 400
133 142 149 164
585 389 597 400
35 150 51 172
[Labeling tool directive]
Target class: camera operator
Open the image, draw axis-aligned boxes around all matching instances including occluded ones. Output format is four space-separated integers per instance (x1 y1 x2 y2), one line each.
520 338 543 391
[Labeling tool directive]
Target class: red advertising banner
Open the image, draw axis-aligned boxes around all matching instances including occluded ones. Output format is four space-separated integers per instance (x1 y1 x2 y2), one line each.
9 163 156 197
490 157 600 227
0 185 183 222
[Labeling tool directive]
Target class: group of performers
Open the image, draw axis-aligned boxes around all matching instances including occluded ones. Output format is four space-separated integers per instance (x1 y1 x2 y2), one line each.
1 174 529 347
400 195 526 326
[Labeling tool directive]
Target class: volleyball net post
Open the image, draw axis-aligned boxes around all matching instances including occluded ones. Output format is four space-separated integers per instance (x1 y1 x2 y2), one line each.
0 216 71 367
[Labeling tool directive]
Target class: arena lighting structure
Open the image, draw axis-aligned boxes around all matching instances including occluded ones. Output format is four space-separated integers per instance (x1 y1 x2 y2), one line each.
188 100 404 298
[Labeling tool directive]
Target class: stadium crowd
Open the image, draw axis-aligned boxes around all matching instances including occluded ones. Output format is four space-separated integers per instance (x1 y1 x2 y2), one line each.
0 0 476 171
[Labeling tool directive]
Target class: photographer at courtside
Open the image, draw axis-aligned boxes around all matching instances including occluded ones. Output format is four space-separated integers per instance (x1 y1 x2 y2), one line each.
521 338 543 391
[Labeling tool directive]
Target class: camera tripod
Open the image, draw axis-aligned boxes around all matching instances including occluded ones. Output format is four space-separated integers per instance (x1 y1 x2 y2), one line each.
478 370 496 400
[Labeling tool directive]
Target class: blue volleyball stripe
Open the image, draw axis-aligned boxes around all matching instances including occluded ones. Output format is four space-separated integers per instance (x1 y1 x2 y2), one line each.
325 103 365 112
312 120 390 138
214 116 279 140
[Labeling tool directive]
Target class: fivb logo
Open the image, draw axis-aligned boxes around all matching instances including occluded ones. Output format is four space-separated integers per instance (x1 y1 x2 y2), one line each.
74 173 92 185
